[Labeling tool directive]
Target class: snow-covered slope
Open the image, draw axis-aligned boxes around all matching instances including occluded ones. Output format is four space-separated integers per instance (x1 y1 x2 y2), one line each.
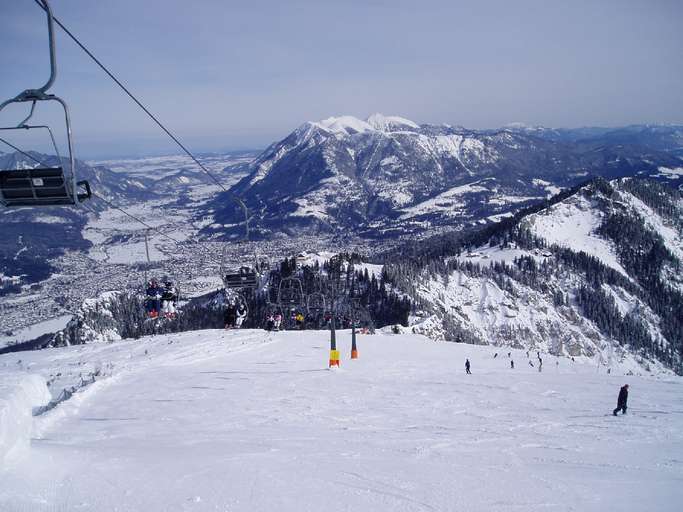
1 329 682 511
398 178 683 373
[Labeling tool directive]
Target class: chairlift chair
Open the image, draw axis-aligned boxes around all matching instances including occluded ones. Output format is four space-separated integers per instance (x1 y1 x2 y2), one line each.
223 266 258 289
0 0 91 208
306 291 327 314
220 245 258 290
277 277 305 307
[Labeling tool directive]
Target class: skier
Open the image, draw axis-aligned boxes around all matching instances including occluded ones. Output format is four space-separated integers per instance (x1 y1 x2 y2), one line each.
161 281 177 318
613 384 629 416
145 280 161 318
295 311 305 330
224 301 237 329
465 359 471 374
265 313 275 331
528 360 534 367
507 352 511 358
493 352 498 359
510 360 514 369
235 303 247 328
273 312 282 331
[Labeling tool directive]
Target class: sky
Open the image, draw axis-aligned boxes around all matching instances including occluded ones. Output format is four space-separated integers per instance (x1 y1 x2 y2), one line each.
1 0 682 158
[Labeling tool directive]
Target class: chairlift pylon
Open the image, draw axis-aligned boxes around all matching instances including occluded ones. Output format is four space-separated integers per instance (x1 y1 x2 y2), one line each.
0 0 91 208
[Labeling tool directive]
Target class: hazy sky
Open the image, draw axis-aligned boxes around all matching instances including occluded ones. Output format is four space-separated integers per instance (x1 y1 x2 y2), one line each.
1 0 682 158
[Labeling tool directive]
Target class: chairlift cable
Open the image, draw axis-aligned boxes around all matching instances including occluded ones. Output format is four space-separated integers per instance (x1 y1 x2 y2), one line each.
90 191 183 245
0 137 47 167
31 0 250 236
1 132 221 265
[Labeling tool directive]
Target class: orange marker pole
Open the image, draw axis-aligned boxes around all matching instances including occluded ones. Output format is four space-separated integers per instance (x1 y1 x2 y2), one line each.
351 321 358 359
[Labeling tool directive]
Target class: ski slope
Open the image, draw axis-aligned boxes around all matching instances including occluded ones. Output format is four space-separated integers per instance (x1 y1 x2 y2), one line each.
1 330 682 511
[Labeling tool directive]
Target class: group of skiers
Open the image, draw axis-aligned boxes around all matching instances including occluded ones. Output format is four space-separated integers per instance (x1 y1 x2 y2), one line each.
265 312 283 331
263 309 304 331
223 301 247 329
145 279 178 319
467 352 630 416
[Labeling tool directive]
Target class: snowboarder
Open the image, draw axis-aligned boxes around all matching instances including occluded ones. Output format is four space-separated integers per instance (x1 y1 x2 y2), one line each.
465 359 471 374
235 303 247 328
510 360 514 369
224 302 237 329
613 384 629 416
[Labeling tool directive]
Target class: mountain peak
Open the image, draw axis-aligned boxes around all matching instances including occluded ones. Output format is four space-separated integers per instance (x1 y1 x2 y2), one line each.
366 113 419 131
304 114 420 136
312 116 374 135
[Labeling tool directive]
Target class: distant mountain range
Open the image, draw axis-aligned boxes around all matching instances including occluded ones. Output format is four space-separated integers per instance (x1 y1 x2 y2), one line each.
203 115 683 238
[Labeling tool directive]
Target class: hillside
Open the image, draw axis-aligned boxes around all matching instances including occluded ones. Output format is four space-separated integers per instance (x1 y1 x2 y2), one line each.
387 178 683 373
1 329 682 511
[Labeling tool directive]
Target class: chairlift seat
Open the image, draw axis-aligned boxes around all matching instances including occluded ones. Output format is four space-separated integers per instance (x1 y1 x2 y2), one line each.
224 270 258 289
0 167 91 207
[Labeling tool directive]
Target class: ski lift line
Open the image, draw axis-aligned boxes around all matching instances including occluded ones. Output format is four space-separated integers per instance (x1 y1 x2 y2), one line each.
0 135 170 246
90 191 182 245
0 137 47 167
31 0 251 239
89 192 224 267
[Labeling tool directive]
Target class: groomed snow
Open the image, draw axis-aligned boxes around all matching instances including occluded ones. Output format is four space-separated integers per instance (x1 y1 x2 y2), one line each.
0 374 50 466
1 330 682 511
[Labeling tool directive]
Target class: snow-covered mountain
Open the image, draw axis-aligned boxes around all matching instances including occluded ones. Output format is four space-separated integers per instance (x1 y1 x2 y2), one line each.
204 115 683 238
388 178 683 374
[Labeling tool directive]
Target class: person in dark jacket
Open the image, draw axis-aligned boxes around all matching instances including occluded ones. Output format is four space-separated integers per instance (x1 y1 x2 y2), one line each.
265 313 275 331
145 280 162 317
465 359 471 374
224 302 237 329
613 384 629 416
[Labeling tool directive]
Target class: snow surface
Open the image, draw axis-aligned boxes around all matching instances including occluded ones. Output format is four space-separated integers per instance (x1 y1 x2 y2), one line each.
314 116 374 135
0 374 50 466
0 315 72 349
1 329 682 511
366 113 419 131
526 195 629 276
655 166 683 179
399 181 490 220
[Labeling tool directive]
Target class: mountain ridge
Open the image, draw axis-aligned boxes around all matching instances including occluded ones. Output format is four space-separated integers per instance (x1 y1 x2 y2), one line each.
203 116 683 239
